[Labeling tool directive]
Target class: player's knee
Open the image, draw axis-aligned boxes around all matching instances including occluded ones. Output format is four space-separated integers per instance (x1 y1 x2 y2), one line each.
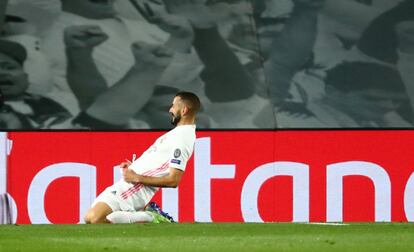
84 212 93 224
84 211 101 224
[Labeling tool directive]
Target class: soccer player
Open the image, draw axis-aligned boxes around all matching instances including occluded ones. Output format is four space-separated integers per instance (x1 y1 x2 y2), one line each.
84 91 200 224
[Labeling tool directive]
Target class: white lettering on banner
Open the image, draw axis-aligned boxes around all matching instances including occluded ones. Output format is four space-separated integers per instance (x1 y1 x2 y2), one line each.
113 165 121 183
160 139 227 222
241 162 310 222
7 138 12 156
404 172 414 221
0 133 7 194
13 140 414 223
1 133 17 223
27 163 96 224
162 187 179 221
194 138 236 222
4 193 18 224
327 161 391 222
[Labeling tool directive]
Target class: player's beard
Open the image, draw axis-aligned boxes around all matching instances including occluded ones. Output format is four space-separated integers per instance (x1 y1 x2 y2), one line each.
170 112 181 126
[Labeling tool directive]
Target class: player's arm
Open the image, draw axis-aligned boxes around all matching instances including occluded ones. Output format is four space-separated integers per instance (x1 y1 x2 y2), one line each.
123 167 184 188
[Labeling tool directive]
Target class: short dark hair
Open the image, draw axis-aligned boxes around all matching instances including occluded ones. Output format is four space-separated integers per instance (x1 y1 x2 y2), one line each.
175 91 201 115
325 61 406 93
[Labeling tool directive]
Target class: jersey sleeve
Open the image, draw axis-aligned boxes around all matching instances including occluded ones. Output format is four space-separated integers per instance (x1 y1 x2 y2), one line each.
168 134 194 171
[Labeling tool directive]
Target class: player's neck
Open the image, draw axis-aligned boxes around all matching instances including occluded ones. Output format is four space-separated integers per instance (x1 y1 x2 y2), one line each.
176 117 195 127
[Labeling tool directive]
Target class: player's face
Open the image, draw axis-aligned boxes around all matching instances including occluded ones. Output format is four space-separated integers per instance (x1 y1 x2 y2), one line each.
169 96 183 126
0 53 29 98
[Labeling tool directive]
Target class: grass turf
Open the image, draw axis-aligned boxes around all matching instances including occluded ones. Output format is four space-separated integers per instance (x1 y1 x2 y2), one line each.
0 223 413 252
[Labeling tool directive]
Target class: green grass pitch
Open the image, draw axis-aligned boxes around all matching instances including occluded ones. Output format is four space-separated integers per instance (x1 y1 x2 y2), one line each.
1 223 414 251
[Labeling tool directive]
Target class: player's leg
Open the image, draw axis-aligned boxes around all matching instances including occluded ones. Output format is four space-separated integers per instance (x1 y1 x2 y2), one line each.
84 202 113 224
84 185 121 224
106 202 174 224
106 210 154 224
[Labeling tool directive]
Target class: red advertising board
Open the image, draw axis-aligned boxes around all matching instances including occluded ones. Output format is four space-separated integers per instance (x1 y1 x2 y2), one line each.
5 131 414 224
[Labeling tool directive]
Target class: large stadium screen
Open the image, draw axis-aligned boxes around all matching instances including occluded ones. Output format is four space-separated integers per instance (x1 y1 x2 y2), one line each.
0 0 412 130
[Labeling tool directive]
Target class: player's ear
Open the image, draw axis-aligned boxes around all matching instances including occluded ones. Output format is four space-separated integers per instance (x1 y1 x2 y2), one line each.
182 105 189 116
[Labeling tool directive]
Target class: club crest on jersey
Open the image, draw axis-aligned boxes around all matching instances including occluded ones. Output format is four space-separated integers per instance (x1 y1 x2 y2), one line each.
171 159 181 165
174 148 181 158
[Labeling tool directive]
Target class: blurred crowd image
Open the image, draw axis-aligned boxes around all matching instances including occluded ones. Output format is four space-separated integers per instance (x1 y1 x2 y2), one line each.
0 0 412 129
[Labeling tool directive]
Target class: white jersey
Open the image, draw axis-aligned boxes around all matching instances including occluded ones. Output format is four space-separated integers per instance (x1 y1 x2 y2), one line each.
107 124 196 211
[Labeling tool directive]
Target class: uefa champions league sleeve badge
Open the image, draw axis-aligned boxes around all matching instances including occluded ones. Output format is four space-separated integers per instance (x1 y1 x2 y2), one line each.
174 149 181 158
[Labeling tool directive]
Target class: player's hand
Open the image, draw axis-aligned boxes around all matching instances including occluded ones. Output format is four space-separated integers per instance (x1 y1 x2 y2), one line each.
122 168 140 184
120 160 131 169
131 42 172 68
64 25 109 49
396 21 414 55
162 0 216 29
